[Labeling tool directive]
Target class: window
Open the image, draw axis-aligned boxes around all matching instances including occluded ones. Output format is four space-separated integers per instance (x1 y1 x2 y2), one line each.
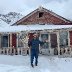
1 35 8 47
18 32 28 47
40 34 49 49
18 33 24 47
39 12 43 18
60 31 68 48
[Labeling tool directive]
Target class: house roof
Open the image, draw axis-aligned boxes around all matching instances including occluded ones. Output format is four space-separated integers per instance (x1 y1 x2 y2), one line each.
13 6 71 25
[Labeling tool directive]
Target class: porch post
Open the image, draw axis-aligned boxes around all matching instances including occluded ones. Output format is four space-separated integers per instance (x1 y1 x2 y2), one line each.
67 31 71 53
8 34 9 48
68 31 70 46
16 33 19 48
57 32 60 55
0 34 1 48
10 33 12 47
10 33 12 54
48 33 51 55
16 33 19 55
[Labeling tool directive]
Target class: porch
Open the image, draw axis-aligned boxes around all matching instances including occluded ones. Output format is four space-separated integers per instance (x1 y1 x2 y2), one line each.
0 25 72 56
0 30 71 56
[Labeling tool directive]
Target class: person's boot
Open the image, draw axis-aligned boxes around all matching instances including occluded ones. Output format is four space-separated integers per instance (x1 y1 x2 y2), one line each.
35 59 38 66
31 64 34 67
35 63 38 66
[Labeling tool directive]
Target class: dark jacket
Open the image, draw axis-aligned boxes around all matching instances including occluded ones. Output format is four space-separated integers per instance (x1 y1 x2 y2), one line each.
28 38 43 54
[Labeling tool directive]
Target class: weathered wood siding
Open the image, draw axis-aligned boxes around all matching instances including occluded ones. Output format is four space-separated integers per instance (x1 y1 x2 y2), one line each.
16 11 69 25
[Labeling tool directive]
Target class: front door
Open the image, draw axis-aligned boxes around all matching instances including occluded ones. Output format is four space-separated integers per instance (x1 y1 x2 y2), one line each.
50 34 57 48
50 33 57 55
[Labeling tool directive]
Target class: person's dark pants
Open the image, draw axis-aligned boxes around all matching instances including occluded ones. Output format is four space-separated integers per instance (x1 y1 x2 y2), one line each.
31 50 38 65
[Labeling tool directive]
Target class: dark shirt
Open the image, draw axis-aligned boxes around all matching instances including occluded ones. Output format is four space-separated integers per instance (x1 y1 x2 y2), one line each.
28 38 44 53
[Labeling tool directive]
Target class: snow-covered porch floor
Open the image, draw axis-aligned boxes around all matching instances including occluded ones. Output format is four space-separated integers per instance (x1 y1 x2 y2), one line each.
0 55 72 72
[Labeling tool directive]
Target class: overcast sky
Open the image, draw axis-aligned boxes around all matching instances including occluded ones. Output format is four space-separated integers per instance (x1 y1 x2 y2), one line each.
0 0 72 20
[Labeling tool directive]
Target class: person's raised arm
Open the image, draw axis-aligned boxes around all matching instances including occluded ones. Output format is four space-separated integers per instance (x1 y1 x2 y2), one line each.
39 39 48 45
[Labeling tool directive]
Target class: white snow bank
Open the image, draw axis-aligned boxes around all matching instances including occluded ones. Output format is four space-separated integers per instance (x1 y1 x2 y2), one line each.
0 24 72 32
0 55 72 72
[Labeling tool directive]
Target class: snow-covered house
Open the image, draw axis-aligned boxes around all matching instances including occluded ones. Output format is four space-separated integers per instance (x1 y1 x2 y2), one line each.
0 6 72 55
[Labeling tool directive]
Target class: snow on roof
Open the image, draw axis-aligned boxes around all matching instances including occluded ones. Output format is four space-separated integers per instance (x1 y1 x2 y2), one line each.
0 24 72 32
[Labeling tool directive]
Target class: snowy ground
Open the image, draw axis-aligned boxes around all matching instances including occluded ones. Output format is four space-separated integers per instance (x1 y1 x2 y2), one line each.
0 55 72 72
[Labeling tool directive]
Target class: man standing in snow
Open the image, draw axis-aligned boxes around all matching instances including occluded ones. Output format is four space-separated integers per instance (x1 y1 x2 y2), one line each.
28 33 47 67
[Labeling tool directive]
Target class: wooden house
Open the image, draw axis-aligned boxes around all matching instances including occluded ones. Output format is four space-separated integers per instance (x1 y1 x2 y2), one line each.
0 6 72 56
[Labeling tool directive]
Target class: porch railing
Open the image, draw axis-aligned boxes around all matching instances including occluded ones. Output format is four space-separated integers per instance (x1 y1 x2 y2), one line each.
0 47 29 56
0 46 72 56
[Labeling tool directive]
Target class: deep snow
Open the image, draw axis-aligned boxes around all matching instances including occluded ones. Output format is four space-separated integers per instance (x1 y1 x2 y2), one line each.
0 55 72 72
0 25 72 32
